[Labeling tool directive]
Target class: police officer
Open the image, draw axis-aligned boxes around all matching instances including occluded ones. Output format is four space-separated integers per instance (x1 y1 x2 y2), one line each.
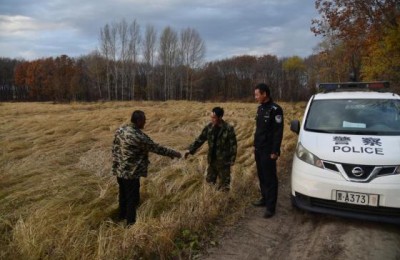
253 83 284 218
185 107 237 191
111 110 181 226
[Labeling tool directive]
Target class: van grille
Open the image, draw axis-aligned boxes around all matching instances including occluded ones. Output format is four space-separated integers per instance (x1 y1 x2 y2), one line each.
322 161 398 182
342 164 375 179
323 162 339 172
378 167 397 176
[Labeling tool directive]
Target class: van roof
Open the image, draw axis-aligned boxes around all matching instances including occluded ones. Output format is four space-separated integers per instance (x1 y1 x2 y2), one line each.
317 81 389 92
313 91 400 100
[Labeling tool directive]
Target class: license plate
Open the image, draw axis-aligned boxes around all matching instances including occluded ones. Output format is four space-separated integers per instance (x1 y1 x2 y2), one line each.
335 190 379 206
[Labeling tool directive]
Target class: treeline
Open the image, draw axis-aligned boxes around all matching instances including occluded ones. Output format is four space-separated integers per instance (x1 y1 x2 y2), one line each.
1 0 399 102
0 54 322 102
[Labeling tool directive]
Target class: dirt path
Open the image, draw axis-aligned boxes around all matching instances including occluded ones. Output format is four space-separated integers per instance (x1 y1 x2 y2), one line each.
202 175 400 260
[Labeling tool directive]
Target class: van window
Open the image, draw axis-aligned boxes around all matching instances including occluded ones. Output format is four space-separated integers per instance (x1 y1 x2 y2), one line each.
305 99 400 135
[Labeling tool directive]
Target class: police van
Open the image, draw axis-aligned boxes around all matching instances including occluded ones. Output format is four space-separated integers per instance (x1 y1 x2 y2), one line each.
290 82 400 224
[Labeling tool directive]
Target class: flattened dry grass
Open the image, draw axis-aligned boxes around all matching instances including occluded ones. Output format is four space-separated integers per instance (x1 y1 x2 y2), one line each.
0 101 303 259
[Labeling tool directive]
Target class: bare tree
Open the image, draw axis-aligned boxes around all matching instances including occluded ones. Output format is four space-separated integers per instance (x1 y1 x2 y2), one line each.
110 22 119 100
180 27 205 100
118 19 129 100
100 24 111 100
128 19 141 100
82 50 104 100
143 24 157 99
159 26 178 100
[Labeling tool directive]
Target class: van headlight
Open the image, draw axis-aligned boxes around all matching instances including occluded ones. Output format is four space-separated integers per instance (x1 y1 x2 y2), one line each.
296 142 323 168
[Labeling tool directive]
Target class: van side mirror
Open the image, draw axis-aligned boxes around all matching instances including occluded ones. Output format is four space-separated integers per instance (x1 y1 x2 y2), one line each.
290 120 300 134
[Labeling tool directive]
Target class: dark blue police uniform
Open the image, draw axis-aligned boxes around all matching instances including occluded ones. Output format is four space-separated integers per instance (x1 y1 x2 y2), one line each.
254 99 284 214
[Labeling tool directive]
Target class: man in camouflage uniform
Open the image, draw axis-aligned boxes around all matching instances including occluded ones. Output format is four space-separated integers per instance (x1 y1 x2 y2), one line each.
185 107 237 191
111 110 181 226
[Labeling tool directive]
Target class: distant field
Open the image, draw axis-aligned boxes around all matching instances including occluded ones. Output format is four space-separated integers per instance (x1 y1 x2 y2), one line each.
0 101 304 259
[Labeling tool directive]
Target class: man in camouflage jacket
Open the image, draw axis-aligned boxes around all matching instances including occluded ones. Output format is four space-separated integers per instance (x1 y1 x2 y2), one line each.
185 107 237 191
112 110 181 226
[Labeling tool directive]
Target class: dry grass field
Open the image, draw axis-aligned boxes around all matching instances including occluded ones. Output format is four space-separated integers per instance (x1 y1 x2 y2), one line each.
0 101 303 259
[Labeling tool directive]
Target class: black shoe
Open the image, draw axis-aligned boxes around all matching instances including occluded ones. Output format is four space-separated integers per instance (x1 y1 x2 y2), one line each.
252 198 265 207
263 209 275 218
126 221 136 227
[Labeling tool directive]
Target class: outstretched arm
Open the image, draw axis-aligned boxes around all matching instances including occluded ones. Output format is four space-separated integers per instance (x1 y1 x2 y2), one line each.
186 125 208 157
137 131 181 158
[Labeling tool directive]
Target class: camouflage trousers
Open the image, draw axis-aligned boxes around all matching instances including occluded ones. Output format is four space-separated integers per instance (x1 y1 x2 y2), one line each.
206 161 231 191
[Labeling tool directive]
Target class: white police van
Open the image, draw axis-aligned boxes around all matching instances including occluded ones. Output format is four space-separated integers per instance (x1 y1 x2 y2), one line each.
290 82 400 224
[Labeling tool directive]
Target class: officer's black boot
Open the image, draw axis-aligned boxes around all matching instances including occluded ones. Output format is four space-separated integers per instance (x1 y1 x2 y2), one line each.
251 198 265 207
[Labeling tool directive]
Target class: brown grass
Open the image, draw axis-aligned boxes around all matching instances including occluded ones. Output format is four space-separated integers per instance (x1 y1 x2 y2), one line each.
0 101 304 259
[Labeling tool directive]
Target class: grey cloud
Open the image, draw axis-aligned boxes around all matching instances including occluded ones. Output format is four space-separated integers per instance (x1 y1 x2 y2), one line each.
0 0 320 61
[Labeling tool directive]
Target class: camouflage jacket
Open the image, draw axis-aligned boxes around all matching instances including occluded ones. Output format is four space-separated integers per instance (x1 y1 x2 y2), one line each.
111 123 179 179
188 120 237 165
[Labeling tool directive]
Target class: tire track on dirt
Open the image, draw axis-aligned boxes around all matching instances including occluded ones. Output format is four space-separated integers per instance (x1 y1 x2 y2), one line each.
202 175 400 260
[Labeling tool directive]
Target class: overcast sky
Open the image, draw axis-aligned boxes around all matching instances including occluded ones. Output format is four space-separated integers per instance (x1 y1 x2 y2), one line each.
0 0 321 62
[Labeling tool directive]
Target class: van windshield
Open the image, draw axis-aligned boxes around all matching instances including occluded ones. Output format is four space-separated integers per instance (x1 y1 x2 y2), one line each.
305 99 400 135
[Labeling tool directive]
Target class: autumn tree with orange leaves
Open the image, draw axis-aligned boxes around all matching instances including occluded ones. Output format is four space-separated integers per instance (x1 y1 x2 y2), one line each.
311 0 400 86
13 55 87 102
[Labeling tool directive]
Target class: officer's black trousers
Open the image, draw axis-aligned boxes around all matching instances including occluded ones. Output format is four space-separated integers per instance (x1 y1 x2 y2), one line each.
255 149 278 212
117 177 140 225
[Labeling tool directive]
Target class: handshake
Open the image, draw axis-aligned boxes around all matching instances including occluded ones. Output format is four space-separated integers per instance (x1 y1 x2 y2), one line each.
170 150 234 166
170 150 191 159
